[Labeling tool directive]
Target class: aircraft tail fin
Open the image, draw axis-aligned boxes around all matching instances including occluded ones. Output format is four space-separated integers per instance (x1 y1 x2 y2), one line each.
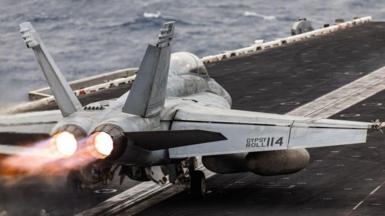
19 22 82 117
122 22 175 117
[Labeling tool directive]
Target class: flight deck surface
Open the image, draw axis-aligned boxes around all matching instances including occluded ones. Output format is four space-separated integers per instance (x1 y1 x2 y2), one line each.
1 21 385 216
137 95 385 216
207 22 385 114
132 22 385 216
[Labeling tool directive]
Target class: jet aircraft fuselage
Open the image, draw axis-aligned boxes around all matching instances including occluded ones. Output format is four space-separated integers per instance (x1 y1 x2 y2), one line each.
1 21 382 196
52 52 231 167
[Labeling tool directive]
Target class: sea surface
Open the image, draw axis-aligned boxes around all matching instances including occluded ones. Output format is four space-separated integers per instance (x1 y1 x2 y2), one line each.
0 0 385 104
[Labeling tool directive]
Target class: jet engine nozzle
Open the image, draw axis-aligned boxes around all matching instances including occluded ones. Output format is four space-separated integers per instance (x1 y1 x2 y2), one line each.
51 131 78 157
50 124 87 157
87 132 114 159
53 124 87 139
88 124 126 160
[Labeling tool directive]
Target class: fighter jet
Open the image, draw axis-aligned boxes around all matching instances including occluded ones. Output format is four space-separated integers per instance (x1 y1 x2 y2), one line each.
0 21 383 197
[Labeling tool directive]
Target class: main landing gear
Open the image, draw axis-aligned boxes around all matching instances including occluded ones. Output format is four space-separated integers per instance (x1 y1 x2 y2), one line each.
190 170 207 199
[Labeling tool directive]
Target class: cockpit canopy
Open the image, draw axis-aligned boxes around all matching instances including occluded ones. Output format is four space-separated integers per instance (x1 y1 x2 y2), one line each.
169 52 209 77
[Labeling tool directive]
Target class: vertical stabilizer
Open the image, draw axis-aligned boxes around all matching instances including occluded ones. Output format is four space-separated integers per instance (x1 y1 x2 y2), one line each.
20 22 82 117
122 22 175 117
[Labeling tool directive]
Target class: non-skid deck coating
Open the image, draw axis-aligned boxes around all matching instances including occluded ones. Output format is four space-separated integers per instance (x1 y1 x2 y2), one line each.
135 22 385 215
207 22 385 113
2 22 385 216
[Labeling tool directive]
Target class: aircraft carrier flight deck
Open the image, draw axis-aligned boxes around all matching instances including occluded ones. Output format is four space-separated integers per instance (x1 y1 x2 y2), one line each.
135 21 385 216
1 18 385 216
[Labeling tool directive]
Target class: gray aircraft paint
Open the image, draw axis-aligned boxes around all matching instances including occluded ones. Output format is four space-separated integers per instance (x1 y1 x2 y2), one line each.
123 22 174 117
0 21 382 172
19 22 82 117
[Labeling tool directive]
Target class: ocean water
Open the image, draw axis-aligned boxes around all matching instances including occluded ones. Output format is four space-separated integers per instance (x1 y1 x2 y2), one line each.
1 0 385 104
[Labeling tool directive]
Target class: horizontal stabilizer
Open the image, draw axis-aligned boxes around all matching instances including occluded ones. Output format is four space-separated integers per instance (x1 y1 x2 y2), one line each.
20 22 82 117
126 130 226 151
0 133 49 145
166 105 373 158
0 110 60 145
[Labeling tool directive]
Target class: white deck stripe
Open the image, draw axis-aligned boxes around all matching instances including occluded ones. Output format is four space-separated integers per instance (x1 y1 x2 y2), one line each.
78 166 215 216
290 66 385 118
347 180 385 215
369 185 381 195
352 201 364 210
79 182 174 216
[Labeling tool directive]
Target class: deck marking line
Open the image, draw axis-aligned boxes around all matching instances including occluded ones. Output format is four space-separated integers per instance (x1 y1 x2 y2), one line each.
347 179 385 215
353 201 364 210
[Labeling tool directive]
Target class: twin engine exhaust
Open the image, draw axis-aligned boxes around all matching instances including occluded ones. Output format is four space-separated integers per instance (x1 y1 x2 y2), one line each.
51 124 126 160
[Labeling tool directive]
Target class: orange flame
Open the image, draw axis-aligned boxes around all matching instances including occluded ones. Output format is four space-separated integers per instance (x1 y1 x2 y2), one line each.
0 134 102 184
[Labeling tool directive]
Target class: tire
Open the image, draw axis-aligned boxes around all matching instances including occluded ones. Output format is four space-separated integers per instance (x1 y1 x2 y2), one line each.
190 170 206 199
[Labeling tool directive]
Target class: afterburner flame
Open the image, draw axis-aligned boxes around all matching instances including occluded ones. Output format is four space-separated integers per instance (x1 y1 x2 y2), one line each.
0 136 97 182
52 132 78 157
88 132 114 159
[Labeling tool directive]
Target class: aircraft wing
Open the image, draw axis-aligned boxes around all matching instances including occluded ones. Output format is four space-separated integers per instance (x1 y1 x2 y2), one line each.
0 110 61 145
167 105 376 158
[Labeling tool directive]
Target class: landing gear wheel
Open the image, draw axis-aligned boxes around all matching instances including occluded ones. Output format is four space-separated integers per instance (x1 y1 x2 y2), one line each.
190 170 206 199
